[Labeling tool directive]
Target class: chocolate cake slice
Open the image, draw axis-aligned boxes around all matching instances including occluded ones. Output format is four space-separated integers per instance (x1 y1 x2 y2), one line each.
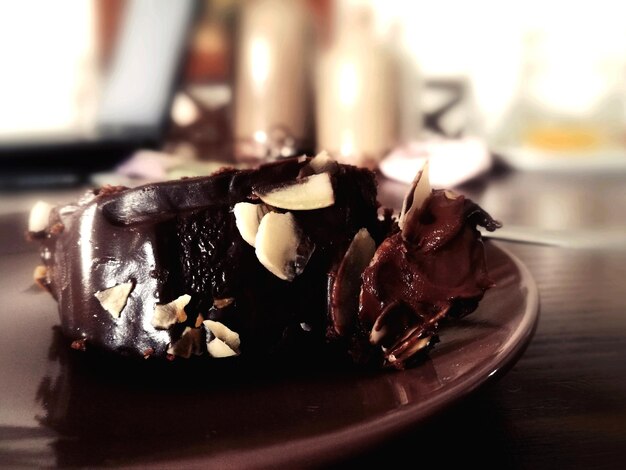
29 153 500 369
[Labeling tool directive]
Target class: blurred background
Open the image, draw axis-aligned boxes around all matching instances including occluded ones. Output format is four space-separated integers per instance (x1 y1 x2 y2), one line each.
3 3 626 467
1 0 626 243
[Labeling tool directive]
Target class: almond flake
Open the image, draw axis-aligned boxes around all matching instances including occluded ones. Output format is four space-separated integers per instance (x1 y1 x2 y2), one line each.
152 294 191 329
94 282 134 318
203 319 241 355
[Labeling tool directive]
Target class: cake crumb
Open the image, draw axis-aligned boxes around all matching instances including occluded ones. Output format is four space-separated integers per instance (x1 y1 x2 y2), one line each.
97 185 127 197
33 265 48 290
71 339 87 351
49 223 65 235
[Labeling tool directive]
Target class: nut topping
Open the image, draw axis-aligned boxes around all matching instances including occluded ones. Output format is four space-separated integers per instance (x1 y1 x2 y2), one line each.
298 151 338 177
206 338 238 358
254 172 335 210
398 161 431 232
444 190 460 200
28 201 54 234
204 320 241 358
167 327 203 358
233 202 270 247
151 294 191 329
94 282 134 318
255 212 315 281
33 265 48 290
329 228 376 337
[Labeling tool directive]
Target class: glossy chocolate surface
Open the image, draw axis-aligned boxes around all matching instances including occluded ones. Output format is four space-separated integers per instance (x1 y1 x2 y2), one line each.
358 190 501 367
38 158 381 359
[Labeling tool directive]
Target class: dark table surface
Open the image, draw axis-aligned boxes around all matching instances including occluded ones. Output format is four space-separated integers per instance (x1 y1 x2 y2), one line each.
1 166 625 469
359 168 626 469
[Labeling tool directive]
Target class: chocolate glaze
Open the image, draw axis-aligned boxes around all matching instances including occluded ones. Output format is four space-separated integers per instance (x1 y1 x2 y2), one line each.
38 158 381 360
357 190 501 368
35 158 500 368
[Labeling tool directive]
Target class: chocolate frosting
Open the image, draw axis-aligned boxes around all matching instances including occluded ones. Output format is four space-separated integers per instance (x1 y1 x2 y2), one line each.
358 190 501 368
37 158 382 360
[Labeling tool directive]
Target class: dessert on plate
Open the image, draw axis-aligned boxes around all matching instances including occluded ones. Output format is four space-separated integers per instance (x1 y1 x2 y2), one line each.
29 152 500 369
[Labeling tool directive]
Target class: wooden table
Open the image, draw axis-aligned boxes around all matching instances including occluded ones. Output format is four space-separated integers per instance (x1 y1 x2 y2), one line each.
345 169 626 469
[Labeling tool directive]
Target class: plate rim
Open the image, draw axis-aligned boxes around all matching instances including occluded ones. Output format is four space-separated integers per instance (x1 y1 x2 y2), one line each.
137 242 540 469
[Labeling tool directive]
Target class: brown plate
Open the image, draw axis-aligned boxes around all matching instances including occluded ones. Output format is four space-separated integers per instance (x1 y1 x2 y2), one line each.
0 241 538 468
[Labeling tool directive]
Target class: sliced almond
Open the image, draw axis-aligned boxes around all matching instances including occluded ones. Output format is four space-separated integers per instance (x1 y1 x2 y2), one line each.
368 300 446 368
233 202 270 247
444 190 460 200
255 212 315 281
94 282 134 319
298 151 338 177
203 319 240 352
387 335 432 368
151 294 191 329
33 265 48 290
398 161 431 231
254 173 335 211
329 229 377 337
28 201 54 233
167 327 203 358
207 337 238 358
309 151 337 174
